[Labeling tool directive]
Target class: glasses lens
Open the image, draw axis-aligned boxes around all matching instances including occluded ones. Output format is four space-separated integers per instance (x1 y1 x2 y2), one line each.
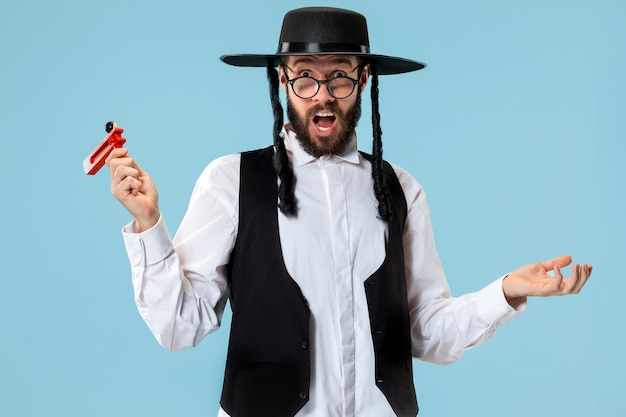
328 77 356 99
292 77 319 99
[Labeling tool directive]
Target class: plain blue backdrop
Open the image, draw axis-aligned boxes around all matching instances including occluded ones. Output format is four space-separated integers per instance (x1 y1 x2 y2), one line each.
1 1 624 416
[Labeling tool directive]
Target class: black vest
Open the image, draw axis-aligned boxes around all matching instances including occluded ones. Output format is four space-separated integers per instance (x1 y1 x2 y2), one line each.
222 146 418 417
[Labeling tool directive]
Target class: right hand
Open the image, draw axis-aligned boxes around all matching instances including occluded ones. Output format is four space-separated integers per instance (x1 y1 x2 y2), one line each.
106 147 160 232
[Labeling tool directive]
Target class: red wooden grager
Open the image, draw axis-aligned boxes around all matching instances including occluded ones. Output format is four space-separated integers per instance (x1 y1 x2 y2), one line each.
83 121 127 175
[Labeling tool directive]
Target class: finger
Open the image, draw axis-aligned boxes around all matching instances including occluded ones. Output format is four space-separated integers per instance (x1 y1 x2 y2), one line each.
107 155 136 178
112 164 140 185
571 263 592 294
105 147 129 165
540 254 573 272
110 165 142 196
113 156 148 183
117 175 143 197
550 264 565 294
562 263 581 294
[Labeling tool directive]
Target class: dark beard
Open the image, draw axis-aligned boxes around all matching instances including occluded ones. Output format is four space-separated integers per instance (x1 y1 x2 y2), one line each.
287 94 362 158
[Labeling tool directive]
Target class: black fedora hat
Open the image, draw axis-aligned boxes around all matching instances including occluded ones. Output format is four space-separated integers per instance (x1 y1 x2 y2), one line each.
220 7 426 75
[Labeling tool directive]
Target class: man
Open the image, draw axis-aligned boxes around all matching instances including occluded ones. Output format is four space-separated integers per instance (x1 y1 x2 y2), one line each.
106 7 592 417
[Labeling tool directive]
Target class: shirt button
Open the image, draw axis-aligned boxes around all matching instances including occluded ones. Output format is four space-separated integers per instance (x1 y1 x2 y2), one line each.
299 391 308 400
301 339 309 350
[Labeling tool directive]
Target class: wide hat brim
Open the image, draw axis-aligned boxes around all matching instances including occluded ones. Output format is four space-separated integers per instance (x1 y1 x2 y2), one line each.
221 53 425 75
220 7 426 75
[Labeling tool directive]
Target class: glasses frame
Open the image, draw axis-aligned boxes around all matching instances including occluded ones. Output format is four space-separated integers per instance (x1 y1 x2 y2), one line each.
282 63 365 100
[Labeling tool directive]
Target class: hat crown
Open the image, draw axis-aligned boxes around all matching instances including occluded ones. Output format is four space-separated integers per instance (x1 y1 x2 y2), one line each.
219 6 425 75
278 7 370 53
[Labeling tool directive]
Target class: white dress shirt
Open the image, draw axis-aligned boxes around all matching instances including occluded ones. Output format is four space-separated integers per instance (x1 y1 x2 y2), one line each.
122 128 525 417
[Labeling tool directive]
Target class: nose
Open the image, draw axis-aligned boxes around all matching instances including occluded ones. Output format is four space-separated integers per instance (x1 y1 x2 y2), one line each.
313 81 335 103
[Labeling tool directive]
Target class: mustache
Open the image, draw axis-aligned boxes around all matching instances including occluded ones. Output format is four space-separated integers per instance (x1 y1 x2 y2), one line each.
306 102 343 118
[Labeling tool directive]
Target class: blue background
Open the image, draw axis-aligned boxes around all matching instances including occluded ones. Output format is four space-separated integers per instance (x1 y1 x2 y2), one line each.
1 0 624 416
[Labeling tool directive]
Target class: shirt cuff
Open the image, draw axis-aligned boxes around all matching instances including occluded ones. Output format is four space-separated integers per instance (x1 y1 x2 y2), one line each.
476 276 527 326
121 215 173 267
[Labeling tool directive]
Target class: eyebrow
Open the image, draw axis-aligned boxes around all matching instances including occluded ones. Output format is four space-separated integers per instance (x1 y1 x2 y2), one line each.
288 57 355 67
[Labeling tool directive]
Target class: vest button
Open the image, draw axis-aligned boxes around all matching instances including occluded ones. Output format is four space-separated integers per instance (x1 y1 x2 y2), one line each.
301 339 309 350
299 391 308 400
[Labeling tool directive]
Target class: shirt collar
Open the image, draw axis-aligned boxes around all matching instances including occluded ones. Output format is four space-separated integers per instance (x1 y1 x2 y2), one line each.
283 125 360 167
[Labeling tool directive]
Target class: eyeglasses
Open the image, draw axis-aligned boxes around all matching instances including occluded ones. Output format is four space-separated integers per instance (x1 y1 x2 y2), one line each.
283 64 364 99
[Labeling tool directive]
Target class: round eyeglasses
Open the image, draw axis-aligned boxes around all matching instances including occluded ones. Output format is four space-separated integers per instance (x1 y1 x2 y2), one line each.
283 65 364 99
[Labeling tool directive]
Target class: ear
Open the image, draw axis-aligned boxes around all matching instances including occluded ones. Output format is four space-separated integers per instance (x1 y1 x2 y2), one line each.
278 64 288 93
359 64 371 93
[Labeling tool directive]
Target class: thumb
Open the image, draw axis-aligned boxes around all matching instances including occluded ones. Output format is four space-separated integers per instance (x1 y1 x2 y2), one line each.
540 254 572 271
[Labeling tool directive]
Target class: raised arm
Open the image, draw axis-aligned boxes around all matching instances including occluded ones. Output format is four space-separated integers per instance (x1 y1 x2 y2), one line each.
105 149 239 351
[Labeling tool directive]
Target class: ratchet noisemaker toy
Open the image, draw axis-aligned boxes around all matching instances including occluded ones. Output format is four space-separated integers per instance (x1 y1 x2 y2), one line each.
83 121 127 175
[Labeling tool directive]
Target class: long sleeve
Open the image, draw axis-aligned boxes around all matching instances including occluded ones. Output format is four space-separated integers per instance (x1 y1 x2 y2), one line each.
393 165 526 365
121 154 241 352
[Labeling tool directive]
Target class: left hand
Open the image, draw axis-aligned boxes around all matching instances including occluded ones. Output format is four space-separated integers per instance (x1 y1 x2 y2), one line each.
502 255 592 305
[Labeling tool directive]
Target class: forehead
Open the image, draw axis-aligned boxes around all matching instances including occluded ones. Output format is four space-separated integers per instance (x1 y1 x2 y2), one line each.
283 55 360 68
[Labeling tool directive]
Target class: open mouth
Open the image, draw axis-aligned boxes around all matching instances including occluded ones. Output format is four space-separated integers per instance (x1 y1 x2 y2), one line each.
313 112 336 132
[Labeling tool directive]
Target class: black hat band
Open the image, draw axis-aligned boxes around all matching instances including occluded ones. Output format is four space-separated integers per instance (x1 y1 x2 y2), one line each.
279 42 370 54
